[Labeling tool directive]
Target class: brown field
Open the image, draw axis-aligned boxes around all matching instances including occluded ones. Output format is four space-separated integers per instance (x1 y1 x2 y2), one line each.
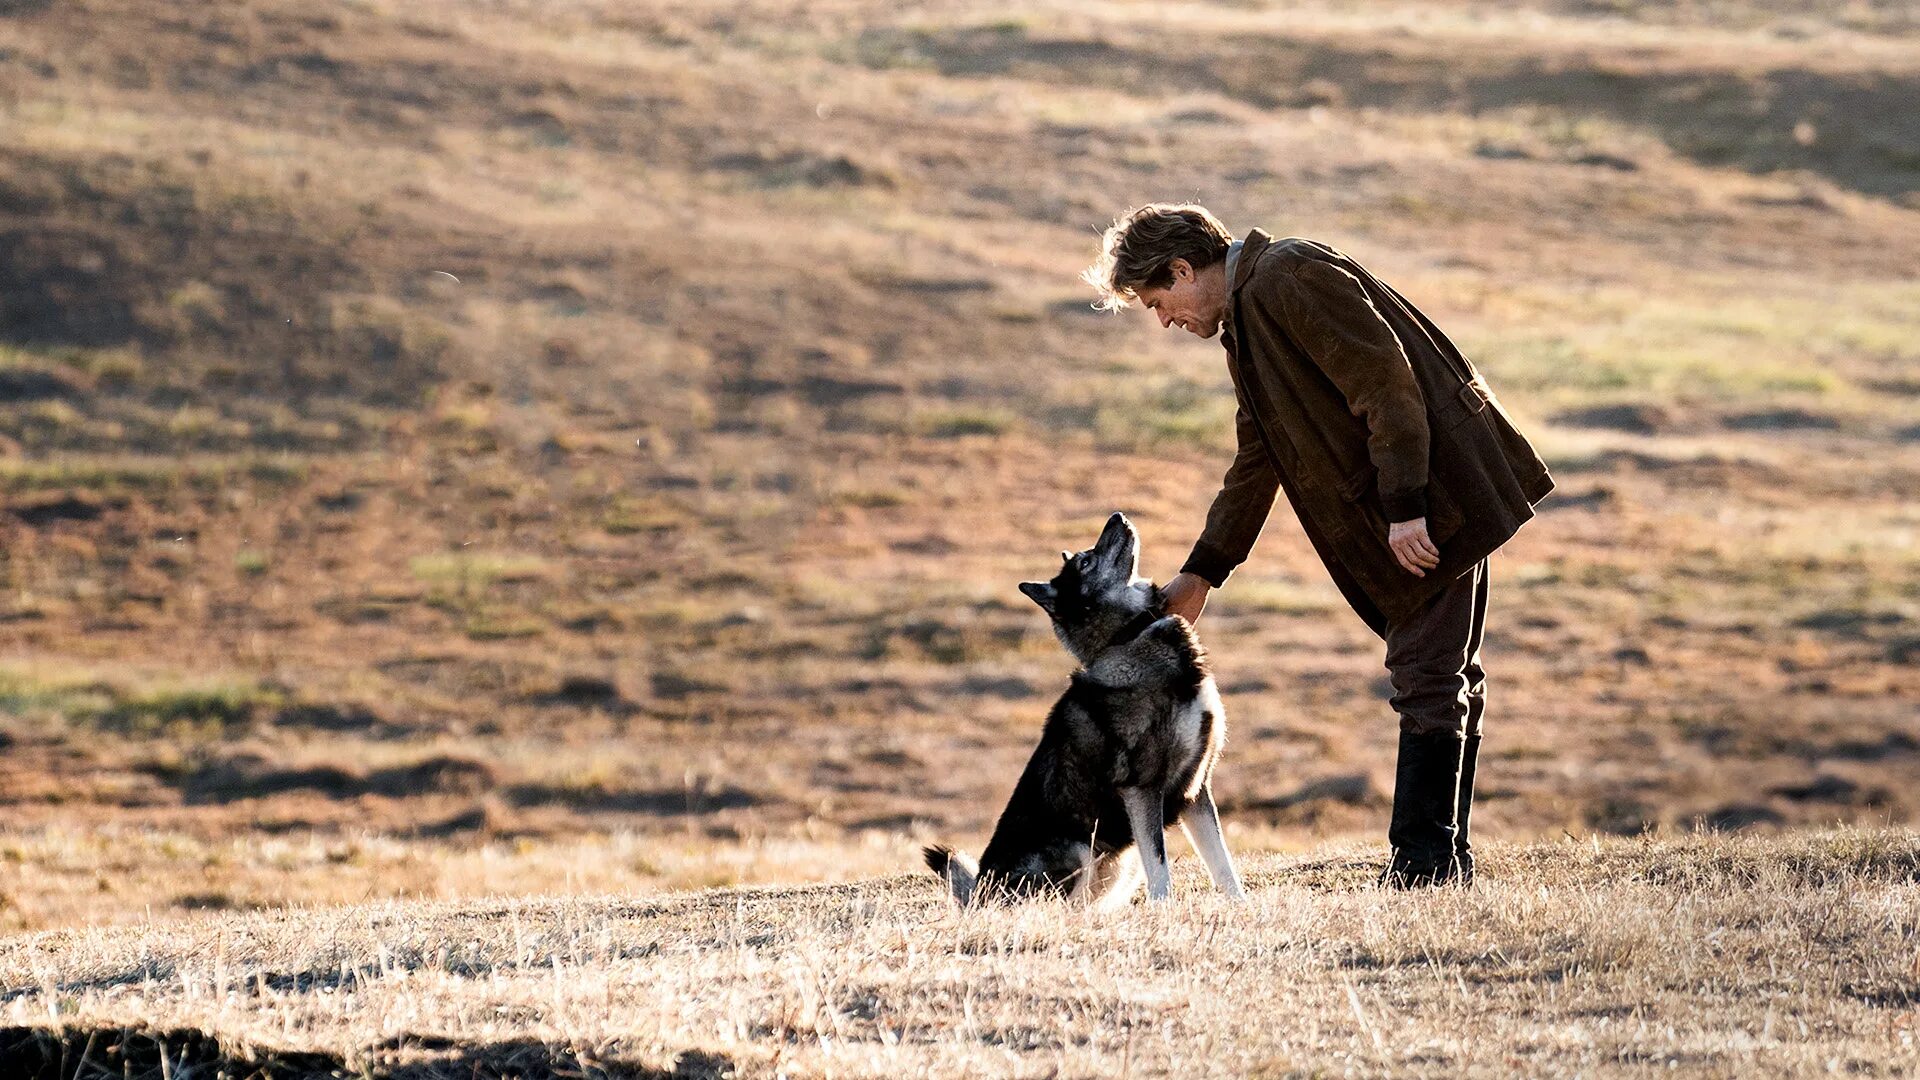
1 0 1917 1073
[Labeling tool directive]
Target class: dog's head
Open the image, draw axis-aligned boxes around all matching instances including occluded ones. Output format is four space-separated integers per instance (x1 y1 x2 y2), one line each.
924 845 1071 907
1019 512 1161 665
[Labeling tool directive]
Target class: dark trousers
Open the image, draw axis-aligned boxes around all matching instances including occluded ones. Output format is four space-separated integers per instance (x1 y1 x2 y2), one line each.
1384 560 1488 738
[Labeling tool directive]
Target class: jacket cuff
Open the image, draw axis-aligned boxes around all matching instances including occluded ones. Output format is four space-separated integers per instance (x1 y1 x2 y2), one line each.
1380 488 1428 524
1180 540 1239 589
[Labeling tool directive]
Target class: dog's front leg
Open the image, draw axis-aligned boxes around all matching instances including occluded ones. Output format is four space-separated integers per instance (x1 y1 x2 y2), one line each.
1120 787 1172 902
1180 784 1245 899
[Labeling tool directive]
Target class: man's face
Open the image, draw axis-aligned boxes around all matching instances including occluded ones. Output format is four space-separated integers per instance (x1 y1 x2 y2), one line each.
1134 258 1227 340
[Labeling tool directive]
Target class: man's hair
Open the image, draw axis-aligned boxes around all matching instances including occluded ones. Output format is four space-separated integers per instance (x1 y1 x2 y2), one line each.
1082 203 1234 312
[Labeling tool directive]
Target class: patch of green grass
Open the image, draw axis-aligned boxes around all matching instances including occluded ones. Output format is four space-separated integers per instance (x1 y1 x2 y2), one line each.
823 398 912 436
831 488 910 509
1465 284 1920 416
164 281 226 335
0 665 284 737
0 458 182 493
428 396 502 452
0 667 117 722
0 342 134 386
243 457 310 486
409 552 553 590
0 455 308 495
100 682 283 736
165 406 251 442
1476 332 1845 405
974 15 1033 35
463 613 547 641
600 498 688 535
21 400 85 431
72 347 145 386
917 408 1015 438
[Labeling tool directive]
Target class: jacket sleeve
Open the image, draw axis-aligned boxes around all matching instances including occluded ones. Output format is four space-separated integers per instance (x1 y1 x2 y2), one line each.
1264 259 1431 522
1181 398 1281 588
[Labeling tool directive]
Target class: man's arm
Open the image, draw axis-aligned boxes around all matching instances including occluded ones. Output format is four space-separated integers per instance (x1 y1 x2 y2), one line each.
1173 400 1281 619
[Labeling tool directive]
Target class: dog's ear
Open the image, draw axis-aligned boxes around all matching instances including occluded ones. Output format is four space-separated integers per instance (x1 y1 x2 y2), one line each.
1018 580 1056 614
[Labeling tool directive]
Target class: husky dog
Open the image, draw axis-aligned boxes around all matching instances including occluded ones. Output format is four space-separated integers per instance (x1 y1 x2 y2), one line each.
924 512 1244 907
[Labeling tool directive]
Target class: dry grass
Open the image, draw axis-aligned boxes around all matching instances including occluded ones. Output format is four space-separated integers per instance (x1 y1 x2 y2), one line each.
2 831 1916 1077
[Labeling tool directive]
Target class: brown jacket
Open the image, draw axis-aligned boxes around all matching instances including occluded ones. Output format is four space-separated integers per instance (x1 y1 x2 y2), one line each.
1182 231 1554 635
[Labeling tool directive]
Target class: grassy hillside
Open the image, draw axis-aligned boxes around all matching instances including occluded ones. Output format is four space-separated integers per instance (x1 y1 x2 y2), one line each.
3 831 1917 1077
0 0 1916 935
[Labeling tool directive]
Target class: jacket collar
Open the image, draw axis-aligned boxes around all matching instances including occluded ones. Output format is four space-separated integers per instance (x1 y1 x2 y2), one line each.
1231 228 1273 295
1222 228 1272 330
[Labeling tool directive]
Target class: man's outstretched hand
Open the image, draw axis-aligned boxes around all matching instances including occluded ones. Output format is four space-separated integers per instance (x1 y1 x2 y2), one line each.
1388 517 1441 577
1163 571 1211 623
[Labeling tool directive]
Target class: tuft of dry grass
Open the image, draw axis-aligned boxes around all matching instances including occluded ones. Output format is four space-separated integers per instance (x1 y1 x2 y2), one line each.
1 830 1915 1078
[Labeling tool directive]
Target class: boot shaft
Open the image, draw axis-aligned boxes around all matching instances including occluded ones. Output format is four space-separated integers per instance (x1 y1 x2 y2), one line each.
1454 733 1481 884
1385 730 1466 887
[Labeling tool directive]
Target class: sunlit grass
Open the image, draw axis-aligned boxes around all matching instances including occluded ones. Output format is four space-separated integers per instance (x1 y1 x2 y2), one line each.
2 831 1914 1076
0 454 309 493
408 552 554 589
1463 282 1920 414
0 663 284 736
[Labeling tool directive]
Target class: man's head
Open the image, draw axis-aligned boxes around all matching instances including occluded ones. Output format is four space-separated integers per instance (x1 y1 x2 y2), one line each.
1082 203 1235 338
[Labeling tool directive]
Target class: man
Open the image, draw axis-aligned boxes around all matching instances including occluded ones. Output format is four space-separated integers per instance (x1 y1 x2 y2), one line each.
1082 204 1553 886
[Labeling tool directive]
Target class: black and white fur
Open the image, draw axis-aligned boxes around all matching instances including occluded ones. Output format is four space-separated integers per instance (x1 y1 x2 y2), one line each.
924 512 1243 907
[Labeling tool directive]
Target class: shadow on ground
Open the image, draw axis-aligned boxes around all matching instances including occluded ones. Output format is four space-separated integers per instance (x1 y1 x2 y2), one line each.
0 1026 736 1080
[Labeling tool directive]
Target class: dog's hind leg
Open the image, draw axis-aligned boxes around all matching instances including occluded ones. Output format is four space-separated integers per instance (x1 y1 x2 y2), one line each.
1180 784 1245 899
1120 787 1173 902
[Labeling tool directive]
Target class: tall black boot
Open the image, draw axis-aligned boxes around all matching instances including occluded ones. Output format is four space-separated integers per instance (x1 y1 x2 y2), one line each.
1382 730 1465 888
1454 733 1481 885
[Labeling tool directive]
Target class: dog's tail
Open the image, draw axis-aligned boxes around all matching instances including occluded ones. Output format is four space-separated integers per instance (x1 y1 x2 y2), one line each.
923 844 978 906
